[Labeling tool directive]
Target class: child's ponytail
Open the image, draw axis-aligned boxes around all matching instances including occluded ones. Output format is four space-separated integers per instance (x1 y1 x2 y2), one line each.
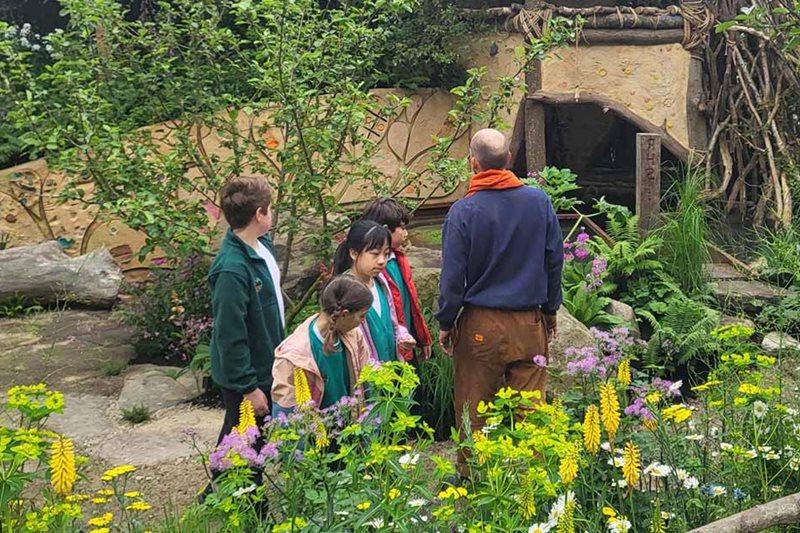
319 274 373 354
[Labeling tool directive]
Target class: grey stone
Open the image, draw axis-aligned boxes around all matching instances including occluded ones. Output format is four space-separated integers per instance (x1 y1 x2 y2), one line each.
118 364 204 413
712 279 792 316
762 332 800 354
720 315 756 331
47 393 116 443
606 299 640 338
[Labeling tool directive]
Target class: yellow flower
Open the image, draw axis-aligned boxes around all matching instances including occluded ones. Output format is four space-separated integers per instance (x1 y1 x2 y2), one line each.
617 359 632 387
236 399 257 434
559 442 580 485
89 529 111 533
356 501 371 510
123 491 141 498
599 382 620 440
88 513 113 527
691 380 722 392
438 486 468 500
66 494 89 503
557 497 576 533
126 501 151 512
518 468 538 519
92 498 108 504
101 464 136 482
643 418 657 432
645 391 662 406
662 404 692 423
602 506 617 517
756 354 776 366
97 489 114 497
49 437 76 496
314 421 329 450
738 383 761 395
583 405 601 454
622 441 640 489
388 488 400 500
293 368 312 407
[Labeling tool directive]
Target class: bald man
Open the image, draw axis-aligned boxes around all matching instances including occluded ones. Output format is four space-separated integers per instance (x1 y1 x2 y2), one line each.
436 128 563 476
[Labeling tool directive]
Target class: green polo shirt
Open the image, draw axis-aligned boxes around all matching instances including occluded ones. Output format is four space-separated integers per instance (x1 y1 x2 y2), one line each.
209 229 286 394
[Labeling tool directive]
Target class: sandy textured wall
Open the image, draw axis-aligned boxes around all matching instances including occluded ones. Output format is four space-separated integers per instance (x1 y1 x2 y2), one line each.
0 89 468 272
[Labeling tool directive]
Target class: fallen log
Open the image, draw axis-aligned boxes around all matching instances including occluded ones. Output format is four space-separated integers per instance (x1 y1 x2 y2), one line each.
0 241 122 309
688 492 800 533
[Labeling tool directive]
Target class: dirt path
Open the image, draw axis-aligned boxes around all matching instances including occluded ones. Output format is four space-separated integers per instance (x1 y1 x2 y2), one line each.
0 310 223 519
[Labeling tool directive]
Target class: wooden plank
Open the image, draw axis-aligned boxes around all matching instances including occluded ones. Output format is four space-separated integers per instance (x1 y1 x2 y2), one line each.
524 100 547 174
636 133 662 235
578 28 684 46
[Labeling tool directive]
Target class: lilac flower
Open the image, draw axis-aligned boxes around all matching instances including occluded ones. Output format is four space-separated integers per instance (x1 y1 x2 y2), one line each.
209 428 263 472
257 442 280 463
576 231 590 243
574 247 590 260
625 397 655 421
652 378 683 397
532 355 548 367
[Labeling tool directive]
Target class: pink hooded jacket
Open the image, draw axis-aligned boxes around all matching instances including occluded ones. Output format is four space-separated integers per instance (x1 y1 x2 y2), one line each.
271 315 372 413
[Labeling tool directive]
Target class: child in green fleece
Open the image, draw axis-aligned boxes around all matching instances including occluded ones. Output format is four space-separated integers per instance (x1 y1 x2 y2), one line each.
208 175 286 449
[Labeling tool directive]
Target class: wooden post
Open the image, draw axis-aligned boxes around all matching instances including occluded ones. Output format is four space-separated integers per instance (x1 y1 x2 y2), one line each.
524 59 546 175
636 133 661 234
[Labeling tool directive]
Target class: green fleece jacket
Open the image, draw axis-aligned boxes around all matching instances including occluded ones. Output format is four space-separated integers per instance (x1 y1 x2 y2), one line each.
209 229 285 394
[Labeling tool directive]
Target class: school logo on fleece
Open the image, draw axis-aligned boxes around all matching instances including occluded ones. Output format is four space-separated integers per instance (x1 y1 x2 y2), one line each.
254 279 263 293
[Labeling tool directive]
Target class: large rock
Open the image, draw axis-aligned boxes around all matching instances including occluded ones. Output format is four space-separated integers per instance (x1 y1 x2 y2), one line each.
762 332 800 354
720 315 756 331
606 299 640 338
712 279 792 316
118 364 204 414
0 241 121 308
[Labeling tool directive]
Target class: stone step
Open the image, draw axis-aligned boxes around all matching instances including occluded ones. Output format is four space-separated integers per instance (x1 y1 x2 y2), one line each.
712 278 793 316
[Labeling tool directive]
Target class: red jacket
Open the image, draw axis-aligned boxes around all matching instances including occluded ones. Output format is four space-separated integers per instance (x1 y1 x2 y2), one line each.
384 250 432 360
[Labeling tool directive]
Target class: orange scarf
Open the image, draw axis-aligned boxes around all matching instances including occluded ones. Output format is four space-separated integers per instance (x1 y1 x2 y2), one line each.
465 169 524 197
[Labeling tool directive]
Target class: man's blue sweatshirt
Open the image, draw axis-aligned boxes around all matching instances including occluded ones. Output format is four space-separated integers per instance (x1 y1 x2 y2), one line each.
436 185 564 330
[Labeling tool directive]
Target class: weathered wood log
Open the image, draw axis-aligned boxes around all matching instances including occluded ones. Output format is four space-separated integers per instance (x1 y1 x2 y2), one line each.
526 91 690 161
688 492 800 533
0 242 122 309
578 28 685 45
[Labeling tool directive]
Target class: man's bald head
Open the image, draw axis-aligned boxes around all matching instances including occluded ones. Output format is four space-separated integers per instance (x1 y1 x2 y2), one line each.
469 128 510 171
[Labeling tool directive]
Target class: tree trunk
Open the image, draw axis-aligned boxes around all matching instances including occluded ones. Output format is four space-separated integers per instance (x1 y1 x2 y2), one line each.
0 242 122 309
689 493 800 533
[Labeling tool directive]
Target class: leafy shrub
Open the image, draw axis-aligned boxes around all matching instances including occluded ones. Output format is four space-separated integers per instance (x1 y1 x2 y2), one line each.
758 292 800 336
562 231 620 328
525 166 582 213
756 225 800 288
121 255 212 364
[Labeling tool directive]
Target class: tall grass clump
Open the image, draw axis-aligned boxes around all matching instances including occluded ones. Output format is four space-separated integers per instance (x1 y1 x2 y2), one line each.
757 224 800 288
657 165 712 295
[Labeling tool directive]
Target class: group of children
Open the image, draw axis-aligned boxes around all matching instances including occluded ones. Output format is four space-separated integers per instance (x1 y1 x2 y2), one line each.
208 176 432 456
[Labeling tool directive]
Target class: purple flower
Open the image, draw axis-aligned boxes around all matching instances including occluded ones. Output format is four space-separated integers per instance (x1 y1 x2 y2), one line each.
532 355 548 367
576 232 590 243
652 378 683 397
574 247 590 260
209 428 263 472
625 397 655 421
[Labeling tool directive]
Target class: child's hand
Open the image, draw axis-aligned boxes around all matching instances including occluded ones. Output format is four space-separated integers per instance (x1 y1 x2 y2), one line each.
398 335 416 352
244 388 270 417
420 345 432 360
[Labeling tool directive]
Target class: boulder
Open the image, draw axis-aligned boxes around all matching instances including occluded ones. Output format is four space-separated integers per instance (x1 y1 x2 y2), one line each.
412 267 442 314
762 332 800 354
606 299 640 338
719 315 757 331
0 242 121 308
118 364 204 414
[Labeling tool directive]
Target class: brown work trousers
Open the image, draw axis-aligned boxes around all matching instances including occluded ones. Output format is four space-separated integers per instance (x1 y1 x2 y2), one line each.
453 306 549 475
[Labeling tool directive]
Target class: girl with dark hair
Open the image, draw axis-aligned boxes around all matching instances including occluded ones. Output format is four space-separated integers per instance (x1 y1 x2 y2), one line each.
271 275 374 414
333 220 416 362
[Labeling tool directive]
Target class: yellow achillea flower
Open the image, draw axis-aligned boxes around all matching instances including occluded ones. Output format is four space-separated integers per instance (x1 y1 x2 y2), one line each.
356 501 371 510
388 488 400 500
583 405 601 454
97 489 114 497
559 443 580 485
617 359 632 387
88 513 113 527
662 404 692 423
643 418 657 432
126 501 152 512
49 437 76 497
622 441 640 489
293 368 312 406
691 380 722 393
599 382 620 441
101 464 136 482
438 486 468 500
236 399 257 434
123 491 141 498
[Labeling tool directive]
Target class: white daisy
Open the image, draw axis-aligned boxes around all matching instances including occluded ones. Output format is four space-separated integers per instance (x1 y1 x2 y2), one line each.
764 451 781 460
398 453 420 468
753 401 768 419
408 498 426 507
685 434 704 441
611 479 628 489
643 463 672 478
683 477 700 490
720 442 733 451
674 468 689 482
601 442 612 452
366 518 384 529
528 521 556 533
231 484 257 498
